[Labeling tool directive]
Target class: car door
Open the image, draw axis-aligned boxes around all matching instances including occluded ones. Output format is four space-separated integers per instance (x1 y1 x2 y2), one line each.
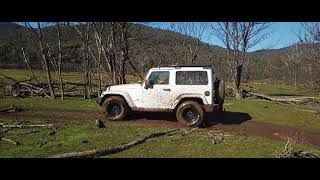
141 70 173 110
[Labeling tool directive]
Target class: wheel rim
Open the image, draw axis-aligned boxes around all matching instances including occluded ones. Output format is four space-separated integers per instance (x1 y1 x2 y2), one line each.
181 105 200 125
106 102 122 118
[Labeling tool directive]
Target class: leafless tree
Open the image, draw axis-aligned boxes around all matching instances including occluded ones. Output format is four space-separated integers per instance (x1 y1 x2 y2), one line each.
17 28 38 81
90 22 105 96
102 22 117 84
90 22 134 87
118 22 130 84
55 22 64 99
73 22 92 99
168 22 206 64
280 43 303 88
297 22 320 89
25 22 56 99
212 22 270 98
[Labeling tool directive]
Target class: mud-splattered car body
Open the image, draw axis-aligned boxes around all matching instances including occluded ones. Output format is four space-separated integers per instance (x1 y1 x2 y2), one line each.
98 66 225 127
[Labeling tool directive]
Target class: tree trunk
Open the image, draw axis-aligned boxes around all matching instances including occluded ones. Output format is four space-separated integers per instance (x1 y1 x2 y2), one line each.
18 31 38 82
119 22 129 84
36 22 55 99
39 41 55 99
21 47 37 81
97 40 102 96
83 41 89 99
234 65 242 99
57 24 64 99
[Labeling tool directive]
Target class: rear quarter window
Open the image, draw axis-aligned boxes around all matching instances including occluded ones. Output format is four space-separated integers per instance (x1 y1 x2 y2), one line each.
176 71 208 85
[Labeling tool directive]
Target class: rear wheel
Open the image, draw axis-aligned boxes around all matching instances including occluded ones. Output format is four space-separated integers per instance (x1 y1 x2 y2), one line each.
102 96 129 121
176 101 204 127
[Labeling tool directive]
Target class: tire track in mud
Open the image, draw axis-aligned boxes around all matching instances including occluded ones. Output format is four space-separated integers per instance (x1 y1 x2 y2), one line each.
122 112 320 148
2 110 320 148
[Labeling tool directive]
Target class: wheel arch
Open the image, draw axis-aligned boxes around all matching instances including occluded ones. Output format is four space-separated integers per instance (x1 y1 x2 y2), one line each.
172 94 208 111
99 92 135 109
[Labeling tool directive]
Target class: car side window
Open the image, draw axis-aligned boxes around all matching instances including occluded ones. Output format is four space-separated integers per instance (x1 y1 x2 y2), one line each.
176 71 208 85
148 71 170 85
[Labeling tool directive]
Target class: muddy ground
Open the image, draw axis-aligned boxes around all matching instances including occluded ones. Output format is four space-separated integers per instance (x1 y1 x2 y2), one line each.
2 109 320 148
126 112 320 148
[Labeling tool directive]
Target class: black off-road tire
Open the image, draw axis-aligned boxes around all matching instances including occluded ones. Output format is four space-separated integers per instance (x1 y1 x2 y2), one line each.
176 100 204 127
102 96 129 121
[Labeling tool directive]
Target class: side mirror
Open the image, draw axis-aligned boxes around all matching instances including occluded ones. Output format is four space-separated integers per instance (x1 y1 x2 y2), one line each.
144 79 150 89
144 79 154 89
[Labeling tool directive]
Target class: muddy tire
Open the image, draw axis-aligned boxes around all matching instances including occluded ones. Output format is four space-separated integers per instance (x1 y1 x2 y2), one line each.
102 96 128 121
176 101 204 127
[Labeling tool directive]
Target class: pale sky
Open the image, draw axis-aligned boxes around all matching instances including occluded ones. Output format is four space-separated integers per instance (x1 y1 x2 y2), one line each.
20 22 303 52
142 22 302 52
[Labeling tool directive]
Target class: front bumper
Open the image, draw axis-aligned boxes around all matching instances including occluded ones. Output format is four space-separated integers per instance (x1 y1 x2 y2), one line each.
96 96 103 105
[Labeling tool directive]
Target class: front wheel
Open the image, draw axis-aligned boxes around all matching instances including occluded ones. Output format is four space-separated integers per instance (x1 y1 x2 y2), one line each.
176 101 204 127
102 96 129 121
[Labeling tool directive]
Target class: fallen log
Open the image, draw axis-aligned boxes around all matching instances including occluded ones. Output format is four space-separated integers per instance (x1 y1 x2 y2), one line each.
1 137 19 145
49 128 178 158
207 130 232 144
0 105 17 113
0 72 18 83
0 123 54 129
181 128 198 136
246 92 320 104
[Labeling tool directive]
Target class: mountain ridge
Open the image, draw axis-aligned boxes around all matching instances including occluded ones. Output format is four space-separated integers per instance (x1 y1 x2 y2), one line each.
0 22 308 69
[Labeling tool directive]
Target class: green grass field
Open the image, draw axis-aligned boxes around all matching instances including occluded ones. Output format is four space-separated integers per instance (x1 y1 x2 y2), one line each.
225 99 320 132
2 69 319 97
0 69 140 84
1 69 320 158
241 82 320 97
1 96 320 131
2 121 318 158
224 81 320 97
1 96 320 158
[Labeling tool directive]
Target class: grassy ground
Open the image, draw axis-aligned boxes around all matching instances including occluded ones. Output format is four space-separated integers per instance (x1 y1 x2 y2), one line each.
0 69 140 84
2 96 320 132
1 96 320 157
1 69 320 157
2 69 319 97
225 81 320 97
241 82 320 97
1 120 319 158
225 99 320 132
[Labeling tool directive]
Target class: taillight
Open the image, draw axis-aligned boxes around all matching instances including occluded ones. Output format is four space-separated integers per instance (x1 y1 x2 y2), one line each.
204 91 210 96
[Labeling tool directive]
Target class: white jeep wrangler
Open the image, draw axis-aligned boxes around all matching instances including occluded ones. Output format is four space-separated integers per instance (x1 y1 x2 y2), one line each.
97 65 225 127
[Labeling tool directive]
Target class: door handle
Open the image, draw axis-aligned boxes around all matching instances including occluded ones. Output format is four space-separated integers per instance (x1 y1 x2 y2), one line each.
163 88 171 91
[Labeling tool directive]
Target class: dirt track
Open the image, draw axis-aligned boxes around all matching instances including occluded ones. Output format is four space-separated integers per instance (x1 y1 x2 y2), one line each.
2 109 320 148
124 112 320 148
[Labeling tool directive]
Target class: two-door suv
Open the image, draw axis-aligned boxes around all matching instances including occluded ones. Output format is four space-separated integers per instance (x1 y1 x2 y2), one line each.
97 65 225 127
